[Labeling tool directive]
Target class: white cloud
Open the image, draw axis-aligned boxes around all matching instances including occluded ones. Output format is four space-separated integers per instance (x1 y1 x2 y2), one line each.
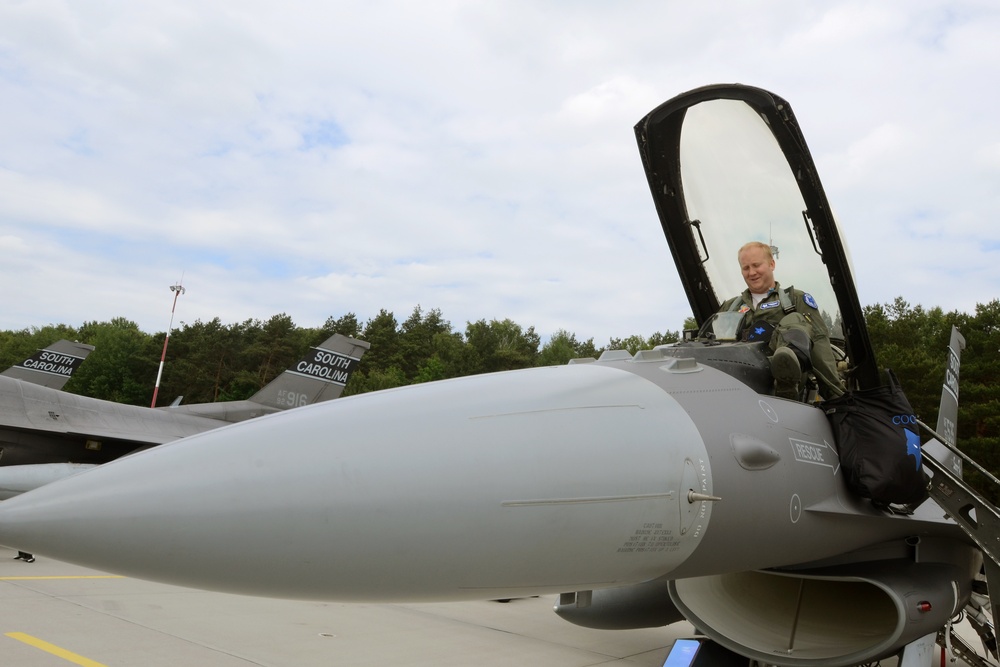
1 0 998 344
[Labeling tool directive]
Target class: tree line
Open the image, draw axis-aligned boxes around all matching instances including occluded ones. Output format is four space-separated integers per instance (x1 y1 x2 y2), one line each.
0 307 683 404
1 299 998 497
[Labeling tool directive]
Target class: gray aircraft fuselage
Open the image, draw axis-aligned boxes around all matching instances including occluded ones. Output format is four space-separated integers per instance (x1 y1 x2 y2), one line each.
0 350 968 595
0 374 249 466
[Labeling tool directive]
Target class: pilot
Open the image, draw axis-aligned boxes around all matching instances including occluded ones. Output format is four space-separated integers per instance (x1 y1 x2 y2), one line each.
720 241 845 400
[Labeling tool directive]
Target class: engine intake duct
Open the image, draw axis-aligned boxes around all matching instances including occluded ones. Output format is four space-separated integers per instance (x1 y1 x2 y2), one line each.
669 560 971 666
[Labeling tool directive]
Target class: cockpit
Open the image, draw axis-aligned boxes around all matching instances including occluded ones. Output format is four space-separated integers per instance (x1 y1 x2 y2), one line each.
634 85 879 396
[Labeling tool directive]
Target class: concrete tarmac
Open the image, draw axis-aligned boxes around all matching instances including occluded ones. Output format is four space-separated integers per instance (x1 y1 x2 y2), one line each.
2 547 985 666
0 547 689 666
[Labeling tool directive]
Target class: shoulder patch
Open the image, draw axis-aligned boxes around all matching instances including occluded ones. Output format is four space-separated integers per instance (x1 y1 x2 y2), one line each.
803 293 818 309
739 305 750 314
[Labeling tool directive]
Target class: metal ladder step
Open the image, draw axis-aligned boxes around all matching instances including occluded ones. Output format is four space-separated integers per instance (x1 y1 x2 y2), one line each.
920 419 1000 662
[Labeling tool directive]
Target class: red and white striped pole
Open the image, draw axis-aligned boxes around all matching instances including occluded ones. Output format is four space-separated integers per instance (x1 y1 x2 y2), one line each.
151 282 185 408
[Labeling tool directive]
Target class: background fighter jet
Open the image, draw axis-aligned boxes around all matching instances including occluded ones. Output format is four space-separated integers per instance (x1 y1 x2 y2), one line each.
0 86 993 667
0 339 96 499
0 333 368 498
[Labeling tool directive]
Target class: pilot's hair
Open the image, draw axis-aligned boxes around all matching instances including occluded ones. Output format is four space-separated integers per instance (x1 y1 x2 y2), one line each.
738 241 773 262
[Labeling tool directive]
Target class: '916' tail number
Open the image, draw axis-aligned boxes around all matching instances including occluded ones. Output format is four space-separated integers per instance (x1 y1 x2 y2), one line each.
277 390 308 408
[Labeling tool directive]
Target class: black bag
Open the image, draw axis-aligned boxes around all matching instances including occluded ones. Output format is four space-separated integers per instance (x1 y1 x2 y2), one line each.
824 370 928 505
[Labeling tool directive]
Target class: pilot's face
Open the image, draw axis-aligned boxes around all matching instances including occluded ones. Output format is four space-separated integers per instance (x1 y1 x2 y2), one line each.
739 246 776 294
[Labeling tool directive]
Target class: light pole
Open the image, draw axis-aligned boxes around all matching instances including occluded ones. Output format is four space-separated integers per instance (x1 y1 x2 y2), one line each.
151 282 185 408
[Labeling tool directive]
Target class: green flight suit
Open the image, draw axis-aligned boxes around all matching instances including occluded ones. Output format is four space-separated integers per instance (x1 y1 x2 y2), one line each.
720 282 845 399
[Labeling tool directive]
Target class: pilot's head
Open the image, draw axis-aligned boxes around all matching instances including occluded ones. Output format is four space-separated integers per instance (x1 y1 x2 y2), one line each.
738 242 776 294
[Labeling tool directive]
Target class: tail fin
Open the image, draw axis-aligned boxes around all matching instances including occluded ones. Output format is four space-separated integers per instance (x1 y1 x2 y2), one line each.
936 326 965 446
248 333 370 410
923 326 966 476
165 334 370 422
1 340 95 390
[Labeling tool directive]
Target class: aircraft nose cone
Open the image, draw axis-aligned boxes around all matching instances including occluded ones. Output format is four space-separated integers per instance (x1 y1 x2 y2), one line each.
0 363 709 602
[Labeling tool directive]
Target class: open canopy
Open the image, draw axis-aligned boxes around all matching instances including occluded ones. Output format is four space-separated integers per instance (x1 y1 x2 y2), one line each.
635 84 879 390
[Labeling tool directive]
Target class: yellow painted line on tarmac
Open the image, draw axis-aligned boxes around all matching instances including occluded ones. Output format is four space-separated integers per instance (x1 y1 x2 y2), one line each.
1 575 124 581
5 632 108 667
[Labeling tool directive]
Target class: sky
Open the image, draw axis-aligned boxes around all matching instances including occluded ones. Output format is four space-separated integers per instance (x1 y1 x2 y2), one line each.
1 1 998 345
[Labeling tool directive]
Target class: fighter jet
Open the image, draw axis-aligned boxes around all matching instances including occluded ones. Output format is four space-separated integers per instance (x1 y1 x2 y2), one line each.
0 86 988 666
0 333 369 497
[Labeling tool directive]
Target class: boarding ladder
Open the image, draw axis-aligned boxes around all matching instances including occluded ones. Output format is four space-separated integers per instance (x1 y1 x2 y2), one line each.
918 420 1000 666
